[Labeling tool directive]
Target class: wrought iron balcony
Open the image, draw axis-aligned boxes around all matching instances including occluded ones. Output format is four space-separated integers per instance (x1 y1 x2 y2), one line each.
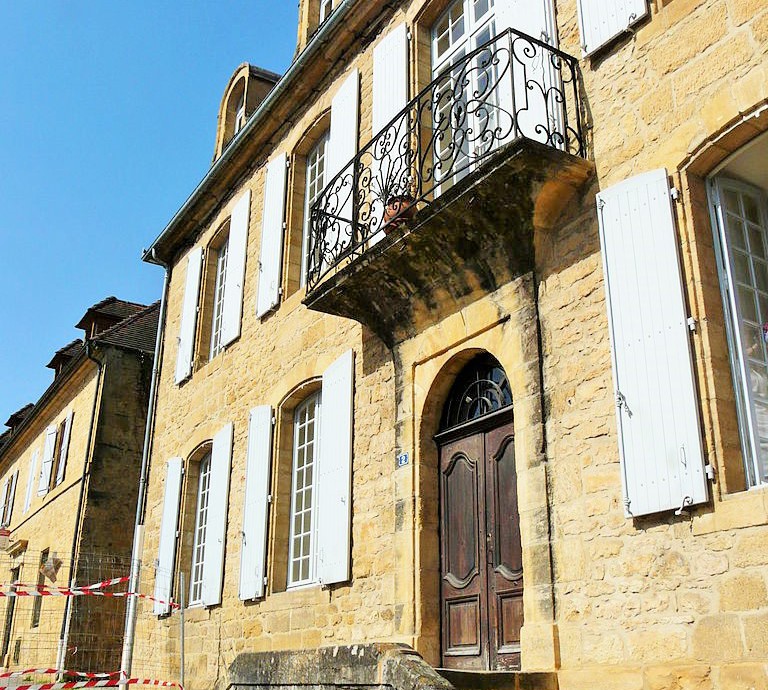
306 28 586 291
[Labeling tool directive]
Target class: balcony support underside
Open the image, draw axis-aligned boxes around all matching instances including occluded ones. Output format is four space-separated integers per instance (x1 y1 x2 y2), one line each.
304 139 594 348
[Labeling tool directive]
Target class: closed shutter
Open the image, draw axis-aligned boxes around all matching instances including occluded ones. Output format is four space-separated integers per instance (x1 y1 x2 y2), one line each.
154 457 183 615
55 410 74 486
23 450 39 514
175 247 204 384
317 349 355 585
201 422 233 607
221 189 251 347
577 0 648 55
256 155 288 318
239 406 272 601
597 168 707 517
4 472 18 526
37 426 57 496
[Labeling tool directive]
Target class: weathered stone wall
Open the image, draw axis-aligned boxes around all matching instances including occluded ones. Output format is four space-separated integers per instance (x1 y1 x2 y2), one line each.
135 0 768 689
0 361 99 670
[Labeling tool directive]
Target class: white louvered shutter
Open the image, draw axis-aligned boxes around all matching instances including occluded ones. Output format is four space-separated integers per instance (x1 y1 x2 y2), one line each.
38 426 57 496
597 168 707 517
324 70 360 260
239 406 272 601
577 0 648 55
24 451 39 513
256 155 288 318
175 247 204 384
221 189 251 347
317 349 355 585
154 457 183 615
496 0 560 146
4 472 18 526
202 422 233 607
372 25 409 244
0 480 9 526
55 410 74 486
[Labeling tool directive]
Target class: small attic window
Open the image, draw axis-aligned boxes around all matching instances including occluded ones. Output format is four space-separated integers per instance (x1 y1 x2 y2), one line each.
225 78 247 146
319 0 333 23
234 91 246 135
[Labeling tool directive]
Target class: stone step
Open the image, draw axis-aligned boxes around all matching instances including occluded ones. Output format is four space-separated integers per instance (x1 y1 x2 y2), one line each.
436 668 559 690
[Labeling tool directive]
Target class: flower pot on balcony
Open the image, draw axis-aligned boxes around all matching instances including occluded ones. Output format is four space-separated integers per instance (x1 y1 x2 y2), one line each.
383 194 416 233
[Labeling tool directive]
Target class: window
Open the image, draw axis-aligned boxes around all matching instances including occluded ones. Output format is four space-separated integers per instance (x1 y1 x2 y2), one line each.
1 567 19 660
189 451 212 606
711 171 768 488
49 418 66 491
302 134 329 285
431 0 499 191
31 549 48 628
209 237 230 359
234 91 246 135
0 472 16 527
319 0 333 23
288 392 321 587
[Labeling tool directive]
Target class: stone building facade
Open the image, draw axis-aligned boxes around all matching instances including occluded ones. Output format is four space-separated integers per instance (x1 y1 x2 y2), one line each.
0 298 158 674
134 0 768 688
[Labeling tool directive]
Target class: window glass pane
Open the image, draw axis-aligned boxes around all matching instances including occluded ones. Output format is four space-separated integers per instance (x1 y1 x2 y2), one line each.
745 194 761 225
749 225 766 259
760 296 768 326
474 0 489 21
739 286 759 322
724 188 741 215
755 261 768 293
727 216 747 250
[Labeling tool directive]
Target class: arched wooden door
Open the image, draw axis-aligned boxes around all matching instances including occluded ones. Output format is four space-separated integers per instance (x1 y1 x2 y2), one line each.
435 355 523 671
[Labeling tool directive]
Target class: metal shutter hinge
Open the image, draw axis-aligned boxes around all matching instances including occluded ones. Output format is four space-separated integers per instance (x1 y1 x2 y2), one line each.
264 576 268 586
271 416 276 426
267 494 273 504
705 464 715 480
674 495 693 516
670 187 680 201
687 317 697 332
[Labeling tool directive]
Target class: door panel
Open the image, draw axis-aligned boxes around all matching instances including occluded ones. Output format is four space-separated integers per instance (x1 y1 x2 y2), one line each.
486 423 523 669
439 417 522 670
440 434 488 667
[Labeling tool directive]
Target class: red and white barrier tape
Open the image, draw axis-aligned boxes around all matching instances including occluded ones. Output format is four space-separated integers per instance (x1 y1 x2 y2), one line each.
0 671 120 680
0 678 181 690
0 588 178 610
1 577 130 597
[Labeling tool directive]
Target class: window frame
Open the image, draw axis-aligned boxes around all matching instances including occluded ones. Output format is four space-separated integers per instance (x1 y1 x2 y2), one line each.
319 0 334 24
209 237 230 360
188 451 212 606
30 549 48 628
287 392 322 588
710 175 768 489
302 133 330 286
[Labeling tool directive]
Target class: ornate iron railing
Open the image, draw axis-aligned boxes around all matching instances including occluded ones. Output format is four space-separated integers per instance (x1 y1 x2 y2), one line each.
307 28 585 289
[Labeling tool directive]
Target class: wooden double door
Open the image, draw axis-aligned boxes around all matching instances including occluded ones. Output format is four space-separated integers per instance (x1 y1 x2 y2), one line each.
437 410 523 670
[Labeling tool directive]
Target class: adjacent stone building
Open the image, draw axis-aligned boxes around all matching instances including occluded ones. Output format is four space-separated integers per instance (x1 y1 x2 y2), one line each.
133 0 768 688
0 298 159 674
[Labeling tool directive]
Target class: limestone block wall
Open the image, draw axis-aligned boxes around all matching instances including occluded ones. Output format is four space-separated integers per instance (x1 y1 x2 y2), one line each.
0 361 100 670
135 0 768 688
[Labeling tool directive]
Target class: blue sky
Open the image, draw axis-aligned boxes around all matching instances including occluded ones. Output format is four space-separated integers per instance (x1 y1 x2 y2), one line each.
0 2 298 421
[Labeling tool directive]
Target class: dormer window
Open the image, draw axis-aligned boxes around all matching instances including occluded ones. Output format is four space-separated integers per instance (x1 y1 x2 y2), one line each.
234 91 246 135
319 0 333 24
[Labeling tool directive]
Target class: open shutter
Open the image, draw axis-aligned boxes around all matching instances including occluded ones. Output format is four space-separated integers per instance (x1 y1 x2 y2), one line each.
597 168 707 517
23 451 39 514
328 69 360 179
371 26 409 243
577 0 648 55
221 189 251 347
175 247 204 384
37 426 57 496
154 457 183 615
202 422 233 607
55 411 74 486
317 349 355 585
373 25 408 134
239 406 272 601
256 155 288 318
4 472 18 526
0 480 9 526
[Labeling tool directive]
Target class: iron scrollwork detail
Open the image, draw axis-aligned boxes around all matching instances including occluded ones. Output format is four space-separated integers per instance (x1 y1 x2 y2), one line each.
307 27 586 289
